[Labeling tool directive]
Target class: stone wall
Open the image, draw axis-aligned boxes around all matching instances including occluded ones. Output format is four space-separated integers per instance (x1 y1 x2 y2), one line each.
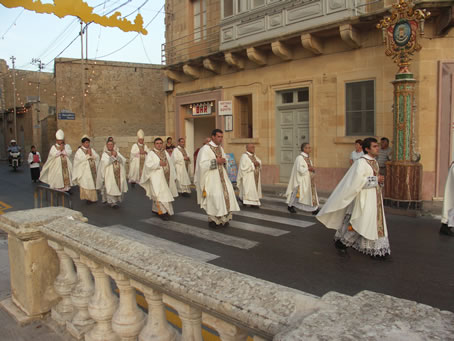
55 58 166 149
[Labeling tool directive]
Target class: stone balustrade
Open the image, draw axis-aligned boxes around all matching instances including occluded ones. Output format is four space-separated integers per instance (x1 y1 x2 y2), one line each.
1 207 453 341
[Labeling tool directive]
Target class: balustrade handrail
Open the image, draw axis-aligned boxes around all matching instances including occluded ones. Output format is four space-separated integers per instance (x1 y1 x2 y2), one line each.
1 208 453 341
39 214 321 338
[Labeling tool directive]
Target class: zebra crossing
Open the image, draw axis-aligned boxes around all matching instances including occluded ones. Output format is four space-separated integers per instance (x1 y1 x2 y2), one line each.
103 197 317 263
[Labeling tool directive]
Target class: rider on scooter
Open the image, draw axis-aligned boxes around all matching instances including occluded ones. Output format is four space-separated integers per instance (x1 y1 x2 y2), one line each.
7 140 21 166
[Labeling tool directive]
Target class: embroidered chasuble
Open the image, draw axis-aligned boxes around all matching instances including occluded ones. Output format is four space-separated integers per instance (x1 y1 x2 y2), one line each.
363 157 385 238
209 145 230 212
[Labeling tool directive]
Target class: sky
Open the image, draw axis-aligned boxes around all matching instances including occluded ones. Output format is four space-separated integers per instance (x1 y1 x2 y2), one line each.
0 0 166 72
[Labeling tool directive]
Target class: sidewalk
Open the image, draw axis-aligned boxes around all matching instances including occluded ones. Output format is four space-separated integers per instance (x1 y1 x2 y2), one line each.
0 231 70 341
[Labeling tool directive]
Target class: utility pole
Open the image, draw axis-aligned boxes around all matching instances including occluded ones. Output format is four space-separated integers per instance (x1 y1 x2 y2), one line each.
10 56 17 141
31 58 43 124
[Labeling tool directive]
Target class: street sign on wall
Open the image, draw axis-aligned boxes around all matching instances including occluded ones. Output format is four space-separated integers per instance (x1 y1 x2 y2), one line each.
58 112 75 120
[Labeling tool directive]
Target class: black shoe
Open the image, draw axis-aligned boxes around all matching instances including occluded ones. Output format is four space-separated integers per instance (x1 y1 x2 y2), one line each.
131 183 136 188
334 240 348 250
159 213 169 221
440 223 454 236
182 193 190 197
312 208 320 216
288 206 297 213
223 222 230 228
208 221 218 229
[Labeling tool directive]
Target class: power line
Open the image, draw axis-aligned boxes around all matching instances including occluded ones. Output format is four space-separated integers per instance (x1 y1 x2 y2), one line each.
37 18 80 60
95 0 109 58
122 0 149 18
1 9 25 40
140 34 152 63
95 4 163 59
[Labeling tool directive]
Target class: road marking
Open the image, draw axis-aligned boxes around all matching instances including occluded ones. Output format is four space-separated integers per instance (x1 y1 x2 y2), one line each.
102 225 219 262
177 211 289 237
142 217 258 250
0 201 12 215
233 210 315 228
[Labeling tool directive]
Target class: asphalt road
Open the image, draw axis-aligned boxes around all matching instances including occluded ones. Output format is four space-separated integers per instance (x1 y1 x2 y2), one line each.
1 162 453 312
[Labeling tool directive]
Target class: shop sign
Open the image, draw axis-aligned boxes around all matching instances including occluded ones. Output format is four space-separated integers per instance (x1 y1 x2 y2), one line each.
192 103 212 116
219 101 232 116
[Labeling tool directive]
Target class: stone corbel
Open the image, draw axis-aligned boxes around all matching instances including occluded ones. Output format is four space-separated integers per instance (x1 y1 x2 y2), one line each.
271 41 293 60
203 58 222 74
224 52 245 69
339 24 361 49
247 47 267 66
165 69 190 83
301 33 323 55
183 64 203 79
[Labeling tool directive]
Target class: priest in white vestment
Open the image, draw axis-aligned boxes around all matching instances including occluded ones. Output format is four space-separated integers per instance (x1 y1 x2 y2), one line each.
317 137 391 258
72 136 100 203
40 129 73 192
440 161 454 236
195 129 240 228
96 139 128 208
140 137 178 220
172 137 192 196
237 143 262 207
128 129 149 186
286 143 319 215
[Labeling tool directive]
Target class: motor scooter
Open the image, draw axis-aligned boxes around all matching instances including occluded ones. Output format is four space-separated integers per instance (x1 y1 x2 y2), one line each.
9 151 21 171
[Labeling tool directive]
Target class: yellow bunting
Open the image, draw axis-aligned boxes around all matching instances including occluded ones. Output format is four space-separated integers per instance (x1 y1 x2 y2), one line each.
0 0 148 35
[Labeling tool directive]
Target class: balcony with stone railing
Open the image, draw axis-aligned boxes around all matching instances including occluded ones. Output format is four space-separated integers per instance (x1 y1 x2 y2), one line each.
0 207 453 341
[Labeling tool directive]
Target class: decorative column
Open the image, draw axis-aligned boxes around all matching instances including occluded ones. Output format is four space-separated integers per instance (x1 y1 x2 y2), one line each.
203 314 248 341
107 269 146 341
138 286 177 341
84 259 119 341
377 0 430 209
48 240 77 325
65 250 95 339
164 295 203 341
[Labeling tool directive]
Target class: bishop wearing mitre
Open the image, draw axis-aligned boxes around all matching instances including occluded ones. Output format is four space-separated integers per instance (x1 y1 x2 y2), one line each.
72 135 99 203
317 138 391 259
96 138 128 208
171 137 192 197
237 143 262 208
286 143 320 215
195 129 240 228
140 137 178 220
40 129 73 192
128 129 149 186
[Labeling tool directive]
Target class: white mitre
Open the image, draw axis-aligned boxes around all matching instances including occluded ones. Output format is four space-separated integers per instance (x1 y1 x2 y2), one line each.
137 129 145 139
56 129 64 140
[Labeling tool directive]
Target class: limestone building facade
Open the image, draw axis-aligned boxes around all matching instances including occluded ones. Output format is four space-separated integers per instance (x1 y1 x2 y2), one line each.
54 58 166 155
0 59 57 159
163 0 454 201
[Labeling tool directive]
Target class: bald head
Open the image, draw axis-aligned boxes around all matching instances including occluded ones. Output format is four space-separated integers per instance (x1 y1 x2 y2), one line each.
246 144 255 154
203 137 211 145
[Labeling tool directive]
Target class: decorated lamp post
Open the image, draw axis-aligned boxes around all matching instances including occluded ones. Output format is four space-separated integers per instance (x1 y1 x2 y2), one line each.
377 0 430 208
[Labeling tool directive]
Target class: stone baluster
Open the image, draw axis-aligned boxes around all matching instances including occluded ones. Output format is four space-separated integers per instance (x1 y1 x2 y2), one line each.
132 281 177 341
106 269 145 341
202 313 249 341
64 250 95 339
164 295 202 341
83 259 119 341
48 240 77 325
